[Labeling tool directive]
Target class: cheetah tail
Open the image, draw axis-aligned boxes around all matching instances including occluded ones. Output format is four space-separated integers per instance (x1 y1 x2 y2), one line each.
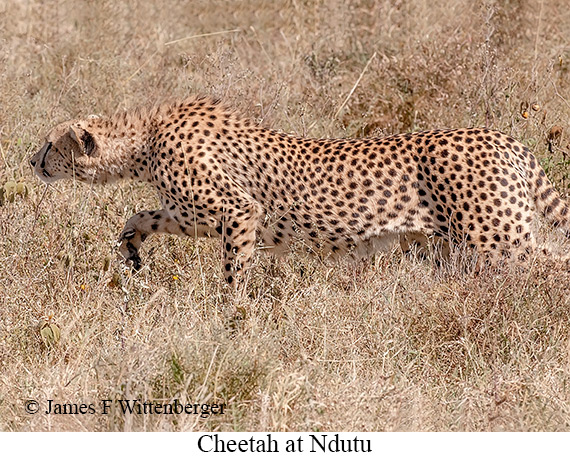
532 169 570 238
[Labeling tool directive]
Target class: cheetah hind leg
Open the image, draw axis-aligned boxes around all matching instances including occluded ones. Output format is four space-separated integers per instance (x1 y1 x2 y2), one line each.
117 209 188 270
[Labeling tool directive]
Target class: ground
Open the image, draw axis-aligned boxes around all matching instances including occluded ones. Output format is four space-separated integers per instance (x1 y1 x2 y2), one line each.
1 0 570 431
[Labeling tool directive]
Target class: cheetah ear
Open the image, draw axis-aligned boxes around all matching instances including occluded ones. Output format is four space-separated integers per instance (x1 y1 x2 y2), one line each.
69 125 97 156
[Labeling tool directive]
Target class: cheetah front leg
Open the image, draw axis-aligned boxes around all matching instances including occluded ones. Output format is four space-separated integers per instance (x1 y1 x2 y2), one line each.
118 209 190 269
220 198 263 291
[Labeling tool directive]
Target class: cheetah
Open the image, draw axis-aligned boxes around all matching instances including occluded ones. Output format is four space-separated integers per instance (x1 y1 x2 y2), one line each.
30 96 570 287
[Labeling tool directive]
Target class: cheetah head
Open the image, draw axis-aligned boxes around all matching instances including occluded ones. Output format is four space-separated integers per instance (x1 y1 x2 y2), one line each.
30 120 99 183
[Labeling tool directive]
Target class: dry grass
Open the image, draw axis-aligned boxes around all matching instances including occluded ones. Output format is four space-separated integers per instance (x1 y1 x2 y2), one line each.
1 0 570 431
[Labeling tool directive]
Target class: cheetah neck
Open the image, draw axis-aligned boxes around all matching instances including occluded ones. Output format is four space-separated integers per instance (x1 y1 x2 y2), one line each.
84 110 158 184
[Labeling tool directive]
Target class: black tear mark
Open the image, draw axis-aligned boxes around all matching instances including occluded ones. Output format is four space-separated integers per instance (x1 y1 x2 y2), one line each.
39 142 53 169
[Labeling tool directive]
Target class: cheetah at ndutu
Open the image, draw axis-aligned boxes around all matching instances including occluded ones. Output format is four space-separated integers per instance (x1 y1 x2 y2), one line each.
30 96 570 288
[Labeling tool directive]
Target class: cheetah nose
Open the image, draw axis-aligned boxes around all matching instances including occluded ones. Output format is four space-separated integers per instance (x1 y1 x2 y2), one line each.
30 157 37 167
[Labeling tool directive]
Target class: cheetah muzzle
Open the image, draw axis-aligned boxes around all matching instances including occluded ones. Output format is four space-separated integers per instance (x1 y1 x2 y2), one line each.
30 96 570 289
118 228 144 271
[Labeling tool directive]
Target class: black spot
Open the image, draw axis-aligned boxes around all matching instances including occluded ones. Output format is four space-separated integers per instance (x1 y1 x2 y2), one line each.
81 130 97 156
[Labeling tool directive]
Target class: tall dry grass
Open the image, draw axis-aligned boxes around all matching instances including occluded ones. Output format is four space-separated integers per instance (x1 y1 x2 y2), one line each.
1 0 570 431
